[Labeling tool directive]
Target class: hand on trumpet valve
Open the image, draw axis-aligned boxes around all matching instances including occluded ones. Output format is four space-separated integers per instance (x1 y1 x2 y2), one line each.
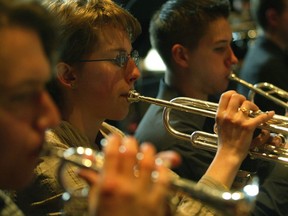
215 91 275 160
250 130 286 150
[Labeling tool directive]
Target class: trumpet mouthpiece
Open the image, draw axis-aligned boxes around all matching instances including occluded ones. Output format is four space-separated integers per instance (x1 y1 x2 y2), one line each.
229 72 237 80
127 90 140 103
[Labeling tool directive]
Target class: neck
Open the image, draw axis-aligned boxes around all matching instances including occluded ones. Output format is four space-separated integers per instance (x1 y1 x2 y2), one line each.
61 92 104 145
64 106 103 145
164 70 209 101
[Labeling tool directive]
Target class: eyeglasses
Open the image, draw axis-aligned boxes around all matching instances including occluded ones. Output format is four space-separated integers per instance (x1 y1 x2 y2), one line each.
79 50 139 68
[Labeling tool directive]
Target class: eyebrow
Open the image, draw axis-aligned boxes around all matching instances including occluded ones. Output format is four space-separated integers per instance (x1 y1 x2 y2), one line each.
213 34 233 44
18 80 45 87
4 78 49 92
214 40 230 45
107 47 133 53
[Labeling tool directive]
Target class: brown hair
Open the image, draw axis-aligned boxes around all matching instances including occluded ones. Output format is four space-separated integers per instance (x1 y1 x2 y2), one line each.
44 0 141 64
0 0 58 66
150 0 230 70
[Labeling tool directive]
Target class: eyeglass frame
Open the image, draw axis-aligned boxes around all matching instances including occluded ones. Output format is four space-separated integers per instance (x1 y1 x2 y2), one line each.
78 50 139 68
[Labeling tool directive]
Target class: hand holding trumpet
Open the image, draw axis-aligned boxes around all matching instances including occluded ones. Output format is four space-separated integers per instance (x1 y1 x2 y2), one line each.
75 133 257 216
206 90 274 188
50 90 270 216
78 135 181 216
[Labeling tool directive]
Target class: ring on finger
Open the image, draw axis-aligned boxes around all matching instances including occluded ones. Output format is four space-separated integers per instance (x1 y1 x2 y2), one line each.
238 107 250 115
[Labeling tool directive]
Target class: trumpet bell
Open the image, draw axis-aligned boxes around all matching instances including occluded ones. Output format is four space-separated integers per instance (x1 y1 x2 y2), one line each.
229 73 288 110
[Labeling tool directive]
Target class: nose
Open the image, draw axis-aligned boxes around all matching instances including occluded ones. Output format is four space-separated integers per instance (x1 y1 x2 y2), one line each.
225 46 238 68
126 59 141 83
35 91 60 132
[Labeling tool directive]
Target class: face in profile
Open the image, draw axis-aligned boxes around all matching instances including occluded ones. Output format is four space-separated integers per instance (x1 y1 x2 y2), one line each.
0 26 59 189
69 26 141 121
186 17 238 95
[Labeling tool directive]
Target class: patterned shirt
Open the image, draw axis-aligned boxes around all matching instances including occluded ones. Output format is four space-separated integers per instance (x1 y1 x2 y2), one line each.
0 190 24 216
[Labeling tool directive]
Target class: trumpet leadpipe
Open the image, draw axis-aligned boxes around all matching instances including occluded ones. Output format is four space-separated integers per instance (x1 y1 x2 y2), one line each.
128 90 217 118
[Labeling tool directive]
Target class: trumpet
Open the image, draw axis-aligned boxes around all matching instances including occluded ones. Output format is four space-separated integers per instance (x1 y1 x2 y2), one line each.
229 73 288 110
44 146 258 216
191 131 288 164
127 90 288 164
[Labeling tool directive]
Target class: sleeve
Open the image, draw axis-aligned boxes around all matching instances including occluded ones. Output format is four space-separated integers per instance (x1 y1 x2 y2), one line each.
174 175 229 216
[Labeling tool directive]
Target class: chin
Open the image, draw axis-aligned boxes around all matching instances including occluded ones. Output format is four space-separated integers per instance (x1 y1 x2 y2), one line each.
110 111 129 121
114 114 128 121
218 84 229 93
3 173 34 190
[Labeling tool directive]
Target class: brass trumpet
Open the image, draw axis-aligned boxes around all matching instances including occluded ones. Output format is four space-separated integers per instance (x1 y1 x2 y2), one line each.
44 146 258 216
127 90 288 164
229 73 288 109
190 131 288 164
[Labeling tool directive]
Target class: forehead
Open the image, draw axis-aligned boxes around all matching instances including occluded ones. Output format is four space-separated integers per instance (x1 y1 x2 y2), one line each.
199 18 232 45
95 26 132 52
0 27 50 88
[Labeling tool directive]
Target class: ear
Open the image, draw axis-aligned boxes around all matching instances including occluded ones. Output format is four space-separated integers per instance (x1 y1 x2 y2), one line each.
56 62 77 89
171 44 189 68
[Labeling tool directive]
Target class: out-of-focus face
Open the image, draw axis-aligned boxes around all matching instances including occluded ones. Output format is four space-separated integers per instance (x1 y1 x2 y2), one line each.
72 26 141 122
0 27 59 189
186 17 238 96
278 0 288 47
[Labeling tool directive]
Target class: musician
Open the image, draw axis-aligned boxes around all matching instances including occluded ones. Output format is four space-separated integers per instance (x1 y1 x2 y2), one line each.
135 0 239 182
0 3 190 214
237 0 288 115
237 1 288 215
83 91 275 216
10 0 142 214
0 0 60 214
0 1 275 215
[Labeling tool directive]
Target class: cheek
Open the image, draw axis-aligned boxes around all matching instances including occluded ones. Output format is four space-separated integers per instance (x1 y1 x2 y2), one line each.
80 78 113 101
0 113 41 187
82 65 115 88
81 69 122 98
0 132 30 187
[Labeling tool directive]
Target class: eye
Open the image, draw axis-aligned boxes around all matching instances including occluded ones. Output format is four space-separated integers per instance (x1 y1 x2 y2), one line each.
115 52 129 67
214 47 225 52
10 91 41 105
131 50 139 66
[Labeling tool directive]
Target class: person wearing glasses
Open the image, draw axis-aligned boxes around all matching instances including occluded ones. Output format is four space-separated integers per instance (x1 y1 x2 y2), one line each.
10 0 277 215
13 0 143 215
1 0 274 216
